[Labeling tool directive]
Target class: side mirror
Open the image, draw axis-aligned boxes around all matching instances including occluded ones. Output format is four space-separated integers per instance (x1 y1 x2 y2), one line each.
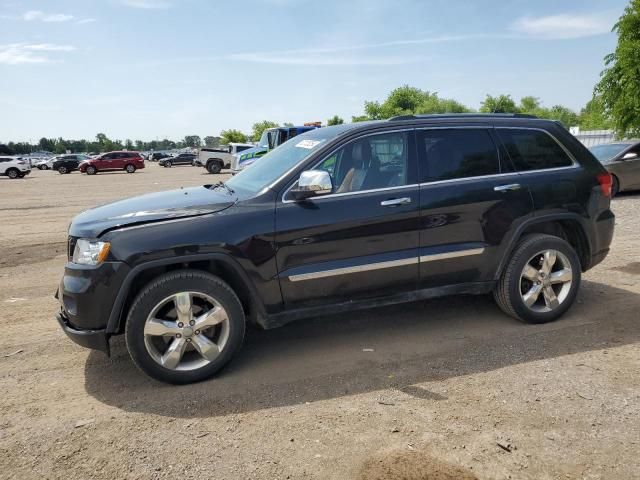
290 170 332 200
622 152 638 161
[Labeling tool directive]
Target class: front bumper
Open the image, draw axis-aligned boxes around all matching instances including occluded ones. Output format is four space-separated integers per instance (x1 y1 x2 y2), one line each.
56 310 110 353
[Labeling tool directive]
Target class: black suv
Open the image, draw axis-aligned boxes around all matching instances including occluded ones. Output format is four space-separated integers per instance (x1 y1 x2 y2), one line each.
55 114 615 384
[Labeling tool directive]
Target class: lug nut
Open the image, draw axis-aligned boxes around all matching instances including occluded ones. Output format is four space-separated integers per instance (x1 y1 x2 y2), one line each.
176 333 182 338
195 330 200 335
189 320 195 326
186 338 191 343
177 322 184 328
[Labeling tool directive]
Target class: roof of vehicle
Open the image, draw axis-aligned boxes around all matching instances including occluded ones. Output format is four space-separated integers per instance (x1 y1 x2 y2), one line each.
228 142 255 147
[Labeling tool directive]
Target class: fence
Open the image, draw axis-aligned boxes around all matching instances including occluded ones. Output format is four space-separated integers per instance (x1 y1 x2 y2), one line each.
569 128 616 147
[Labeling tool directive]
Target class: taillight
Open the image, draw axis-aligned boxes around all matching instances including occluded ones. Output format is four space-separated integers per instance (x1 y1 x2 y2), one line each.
596 172 612 197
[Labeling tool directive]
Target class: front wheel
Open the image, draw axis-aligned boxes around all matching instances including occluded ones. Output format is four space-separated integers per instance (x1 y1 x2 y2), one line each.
164 161 172 168
125 164 136 173
125 270 246 384
494 234 581 324
86 165 97 175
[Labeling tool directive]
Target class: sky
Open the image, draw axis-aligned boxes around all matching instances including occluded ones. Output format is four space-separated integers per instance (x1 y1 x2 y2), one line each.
0 0 630 143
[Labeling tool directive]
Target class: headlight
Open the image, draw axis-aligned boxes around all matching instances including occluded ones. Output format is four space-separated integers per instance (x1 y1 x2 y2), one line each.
72 239 111 265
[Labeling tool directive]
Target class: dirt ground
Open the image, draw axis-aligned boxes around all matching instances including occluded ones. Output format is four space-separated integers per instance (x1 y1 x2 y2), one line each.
1 165 639 480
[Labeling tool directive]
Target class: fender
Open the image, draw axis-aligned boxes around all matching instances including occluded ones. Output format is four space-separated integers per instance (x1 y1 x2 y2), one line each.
493 212 593 280
105 253 267 334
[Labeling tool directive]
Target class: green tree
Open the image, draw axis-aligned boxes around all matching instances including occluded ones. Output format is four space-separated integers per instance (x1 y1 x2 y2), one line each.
358 85 470 120
220 129 248 144
595 0 640 137
251 120 279 142
518 96 542 115
203 136 220 148
480 94 519 113
327 115 344 126
38 137 55 152
579 97 613 130
182 135 202 148
351 115 369 123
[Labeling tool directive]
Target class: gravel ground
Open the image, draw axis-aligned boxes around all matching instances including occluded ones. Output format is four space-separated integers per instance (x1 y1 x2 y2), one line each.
0 165 639 479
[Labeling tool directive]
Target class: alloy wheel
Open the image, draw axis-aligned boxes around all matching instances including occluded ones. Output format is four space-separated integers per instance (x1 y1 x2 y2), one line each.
519 249 573 313
143 292 230 371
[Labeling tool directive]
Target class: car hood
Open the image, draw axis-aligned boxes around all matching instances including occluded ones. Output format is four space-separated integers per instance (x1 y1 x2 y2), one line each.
70 185 237 238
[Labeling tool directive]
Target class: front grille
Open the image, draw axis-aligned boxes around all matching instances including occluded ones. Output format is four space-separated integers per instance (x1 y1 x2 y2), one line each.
68 236 77 259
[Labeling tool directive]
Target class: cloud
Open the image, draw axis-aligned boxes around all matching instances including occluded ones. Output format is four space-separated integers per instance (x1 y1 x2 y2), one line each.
0 43 76 65
22 10 74 22
510 12 615 39
77 18 97 24
121 0 172 8
226 52 426 66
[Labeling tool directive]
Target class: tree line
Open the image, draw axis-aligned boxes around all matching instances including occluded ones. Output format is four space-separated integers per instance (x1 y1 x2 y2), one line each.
3 1 638 155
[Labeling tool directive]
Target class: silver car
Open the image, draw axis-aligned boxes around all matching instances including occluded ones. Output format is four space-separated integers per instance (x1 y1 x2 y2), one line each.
589 141 640 196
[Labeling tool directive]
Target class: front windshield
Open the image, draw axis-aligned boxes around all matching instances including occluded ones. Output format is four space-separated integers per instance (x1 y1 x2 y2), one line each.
226 128 341 194
589 143 631 162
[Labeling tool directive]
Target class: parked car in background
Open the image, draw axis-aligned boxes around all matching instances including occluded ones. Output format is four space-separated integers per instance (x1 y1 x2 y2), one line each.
198 143 254 174
231 124 322 173
79 151 145 175
589 141 640 196
159 153 196 167
55 114 614 384
52 154 89 174
149 152 170 162
0 156 31 179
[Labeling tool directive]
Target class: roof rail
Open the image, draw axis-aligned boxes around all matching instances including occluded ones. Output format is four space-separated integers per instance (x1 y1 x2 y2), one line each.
388 113 538 121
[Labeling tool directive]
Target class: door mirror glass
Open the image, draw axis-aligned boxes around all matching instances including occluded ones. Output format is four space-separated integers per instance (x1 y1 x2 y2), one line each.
291 170 333 200
622 152 638 161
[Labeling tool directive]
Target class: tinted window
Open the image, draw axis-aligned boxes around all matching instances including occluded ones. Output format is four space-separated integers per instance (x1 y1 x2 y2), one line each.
235 146 251 153
314 131 409 193
419 129 500 182
497 128 573 171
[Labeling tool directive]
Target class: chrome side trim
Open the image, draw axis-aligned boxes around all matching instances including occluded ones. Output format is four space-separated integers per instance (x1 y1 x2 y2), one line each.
420 248 485 262
288 257 419 282
282 183 419 204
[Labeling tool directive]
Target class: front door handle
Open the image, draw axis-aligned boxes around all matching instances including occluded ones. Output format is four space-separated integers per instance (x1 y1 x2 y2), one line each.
494 183 521 192
380 197 411 207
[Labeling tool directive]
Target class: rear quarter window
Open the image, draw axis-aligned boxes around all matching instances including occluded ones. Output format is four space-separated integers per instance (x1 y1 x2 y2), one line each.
497 128 574 171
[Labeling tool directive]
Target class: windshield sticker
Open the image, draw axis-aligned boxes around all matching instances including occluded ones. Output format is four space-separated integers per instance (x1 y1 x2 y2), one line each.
295 139 324 149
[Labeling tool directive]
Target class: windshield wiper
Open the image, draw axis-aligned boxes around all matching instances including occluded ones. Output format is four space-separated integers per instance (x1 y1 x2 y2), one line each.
211 181 235 195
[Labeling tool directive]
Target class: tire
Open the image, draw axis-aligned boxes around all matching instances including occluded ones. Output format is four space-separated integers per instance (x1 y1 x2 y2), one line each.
125 270 246 384
58 166 68 174
611 175 620 197
38 165 46 170
207 160 222 174
86 165 97 175
125 164 136 173
493 234 581 324
164 160 172 168
6 168 19 179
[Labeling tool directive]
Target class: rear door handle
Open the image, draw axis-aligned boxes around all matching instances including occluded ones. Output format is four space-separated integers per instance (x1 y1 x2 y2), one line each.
494 183 521 192
380 197 411 207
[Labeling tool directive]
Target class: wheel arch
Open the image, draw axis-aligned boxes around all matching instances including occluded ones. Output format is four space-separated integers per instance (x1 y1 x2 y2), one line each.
106 253 266 335
494 214 592 280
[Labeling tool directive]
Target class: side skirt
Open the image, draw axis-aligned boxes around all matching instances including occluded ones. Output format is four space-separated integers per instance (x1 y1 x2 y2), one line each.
260 281 496 329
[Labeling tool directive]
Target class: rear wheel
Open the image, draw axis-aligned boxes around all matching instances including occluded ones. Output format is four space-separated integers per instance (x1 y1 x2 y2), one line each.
58 166 68 174
207 160 222 174
611 175 620 197
494 234 580 324
125 164 136 173
86 165 97 175
125 270 246 384
6 168 19 179
38 164 47 170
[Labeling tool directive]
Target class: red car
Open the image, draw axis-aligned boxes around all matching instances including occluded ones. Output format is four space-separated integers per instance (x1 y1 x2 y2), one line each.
79 151 145 175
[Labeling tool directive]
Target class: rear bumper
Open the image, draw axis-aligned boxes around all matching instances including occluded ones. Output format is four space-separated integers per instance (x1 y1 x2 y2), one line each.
586 209 615 270
56 310 110 353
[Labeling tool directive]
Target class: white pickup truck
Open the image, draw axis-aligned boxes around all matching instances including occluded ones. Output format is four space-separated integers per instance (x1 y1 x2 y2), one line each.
197 143 254 174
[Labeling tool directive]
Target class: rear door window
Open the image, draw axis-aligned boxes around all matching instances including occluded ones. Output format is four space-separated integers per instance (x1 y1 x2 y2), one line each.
418 128 500 182
497 128 574 171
